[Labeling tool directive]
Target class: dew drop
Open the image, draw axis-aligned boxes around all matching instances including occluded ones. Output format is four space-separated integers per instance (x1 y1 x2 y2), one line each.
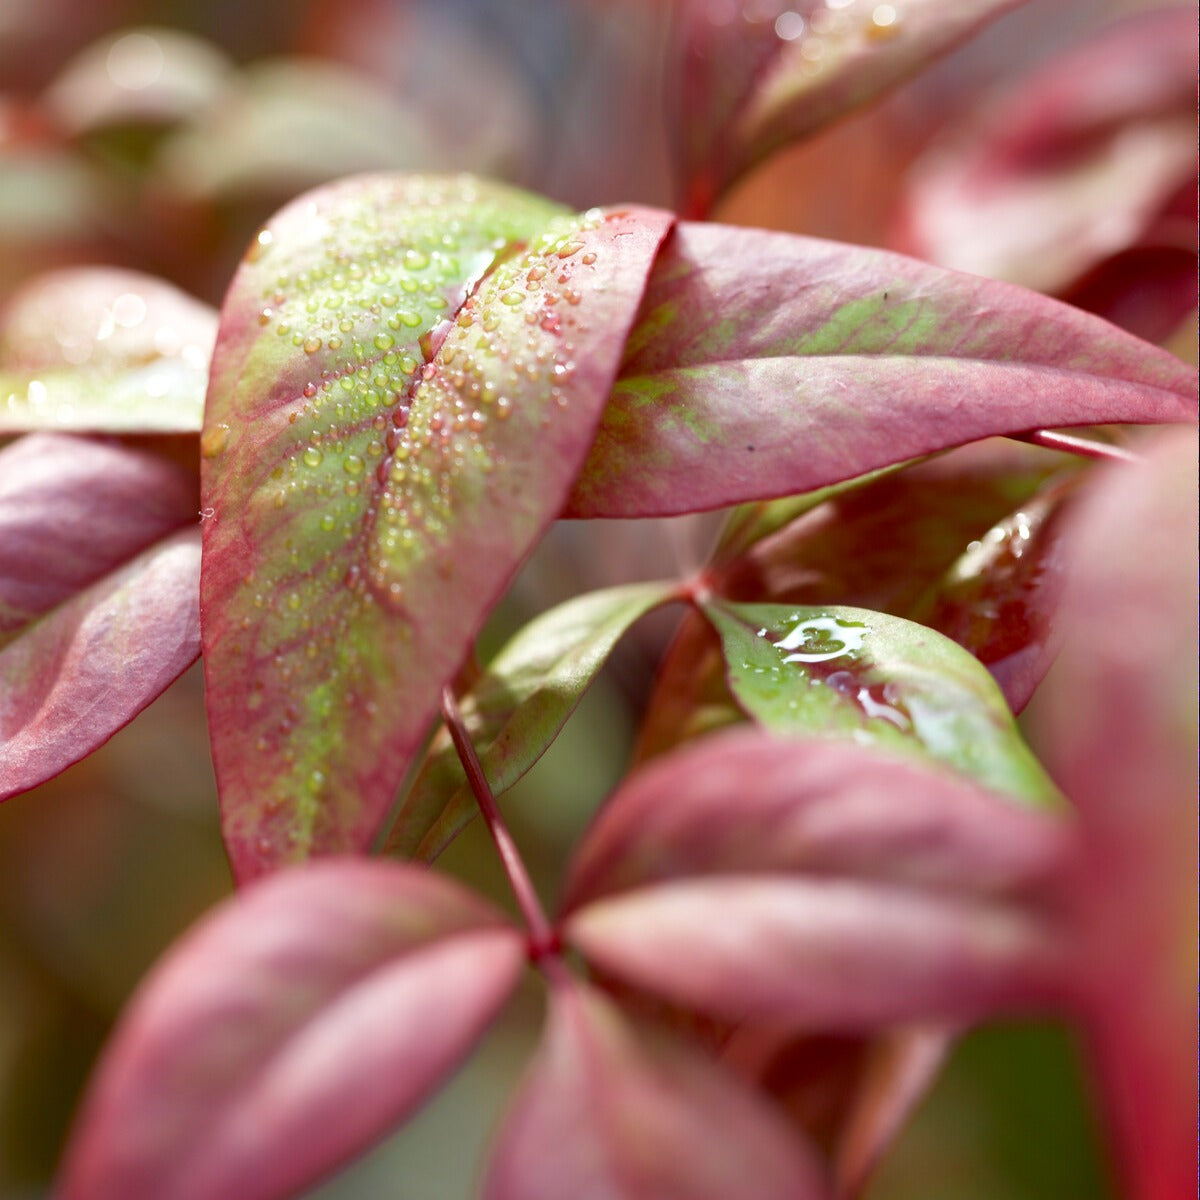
344 454 366 476
201 422 231 458
303 446 324 468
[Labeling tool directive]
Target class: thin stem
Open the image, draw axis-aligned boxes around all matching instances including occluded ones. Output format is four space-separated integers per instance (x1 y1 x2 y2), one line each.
440 686 562 967
1011 429 1143 464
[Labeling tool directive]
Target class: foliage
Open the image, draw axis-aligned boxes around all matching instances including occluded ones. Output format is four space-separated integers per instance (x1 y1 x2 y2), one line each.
1 2 1195 1197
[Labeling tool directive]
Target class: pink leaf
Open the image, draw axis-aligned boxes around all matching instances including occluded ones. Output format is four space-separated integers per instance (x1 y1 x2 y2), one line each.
200 174 672 881
57 859 525 1200
0 434 201 800
1034 427 1198 1200
564 729 1070 910
483 980 830 1200
566 222 1196 517
669 0 1026 213
0 267 215 432
565 875 1064 1032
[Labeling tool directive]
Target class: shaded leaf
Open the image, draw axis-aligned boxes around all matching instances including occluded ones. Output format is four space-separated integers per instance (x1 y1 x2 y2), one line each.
702 599 1058 805
200 174 672 881
1034 428 1198 1200
0 434 201 801
0 267 215 432
565 223 1197 518
57 860 525 1200
670 0 1026 213
483 980 830 1200
565 876 1063 1032
894 5 1198 337
564 729 1070 910
386 581 679 862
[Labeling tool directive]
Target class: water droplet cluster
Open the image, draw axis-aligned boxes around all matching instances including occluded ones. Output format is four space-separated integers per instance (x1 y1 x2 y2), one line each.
205 175 606 862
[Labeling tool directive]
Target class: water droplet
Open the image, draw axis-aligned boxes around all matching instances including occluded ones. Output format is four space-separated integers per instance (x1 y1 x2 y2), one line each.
374 332 394 351
344 454 365 476
303 336 322 354
303 446 324 467
771 615 868 663
201 422 231 458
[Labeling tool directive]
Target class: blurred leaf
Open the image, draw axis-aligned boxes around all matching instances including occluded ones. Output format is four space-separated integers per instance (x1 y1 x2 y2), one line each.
564 729 1070 910
483 980 830 1200
702 600 1058 805
0 434 200 801
669 0 1026 213
200 173 672 881
1035 427 1198 1200
57 860 525 1200
0 268 215 433
894 5 1198 338
387 581 679 862
566 223 1196 517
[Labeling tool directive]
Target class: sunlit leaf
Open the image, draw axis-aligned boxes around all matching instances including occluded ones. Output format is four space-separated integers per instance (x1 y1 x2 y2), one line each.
895 6 1198 339
669 0 1026 213
566 223 1197 517
565 729 1070 910
0 434 200 800
0 267 215 433
57 860 525 1200
200 173 672 881
702 600 1057 805
386 581 679 861
1034 427 1198 1200
483 980 830 1200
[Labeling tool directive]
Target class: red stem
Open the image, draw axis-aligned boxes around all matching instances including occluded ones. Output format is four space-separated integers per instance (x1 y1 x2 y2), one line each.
1012 429 1143 464
440 686 564 969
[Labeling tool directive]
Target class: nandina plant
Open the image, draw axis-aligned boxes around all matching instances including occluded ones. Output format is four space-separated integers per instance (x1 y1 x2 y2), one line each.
0 3 1195 1198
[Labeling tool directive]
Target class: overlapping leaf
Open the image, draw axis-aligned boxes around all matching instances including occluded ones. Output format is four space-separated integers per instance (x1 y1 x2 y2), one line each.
484 980 830 1200
57 860 525 1200
0 267 215 432
566 222 1197 518
386 581 679 862
200 174 672 881
669 0 1027 213
0 434 200 800
701 599 1057 805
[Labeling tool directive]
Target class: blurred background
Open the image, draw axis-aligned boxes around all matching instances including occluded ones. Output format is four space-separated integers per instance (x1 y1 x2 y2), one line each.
1 0 1193 1195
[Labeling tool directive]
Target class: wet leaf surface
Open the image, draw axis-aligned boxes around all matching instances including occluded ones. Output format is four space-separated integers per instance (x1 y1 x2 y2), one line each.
200 173 672 881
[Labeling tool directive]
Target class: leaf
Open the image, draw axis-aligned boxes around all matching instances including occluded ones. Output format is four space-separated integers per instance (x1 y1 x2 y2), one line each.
0 268 216 432
701 599 1058 805
57 859 525 1200
200 174 672 881
483 980 831 1200
564 729 1070 911
565 876 1063 1033
386 581 679 861
1034 427 1198 1200
0 434 201 801
565 222 1197 518
894 6 1198 337
669 0 1027 213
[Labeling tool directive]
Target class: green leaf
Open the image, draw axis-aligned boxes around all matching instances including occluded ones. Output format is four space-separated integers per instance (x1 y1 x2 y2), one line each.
386 581 679 861
200 174 672 881
701 599 1058 807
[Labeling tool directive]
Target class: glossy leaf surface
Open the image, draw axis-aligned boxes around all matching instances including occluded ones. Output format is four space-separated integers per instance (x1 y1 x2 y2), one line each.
566 223 1197 517
670 0 1026 213
483 981 830 1200
1036 429 1198 1200
566 876 1061 1032
387 581 679 861
702 600 1057 805
201 174 672 881
0 434 201 800
0 268 215 432
58 860 525 1200
565 730 1069 910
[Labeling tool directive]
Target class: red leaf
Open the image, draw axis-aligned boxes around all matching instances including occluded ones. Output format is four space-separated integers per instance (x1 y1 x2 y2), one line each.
1034 427 1198 1200
566 222 1196 518
483 980 830 1200
564 729 1069 909
200 174 672 881
0 434 201 800
57 860 525 1200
